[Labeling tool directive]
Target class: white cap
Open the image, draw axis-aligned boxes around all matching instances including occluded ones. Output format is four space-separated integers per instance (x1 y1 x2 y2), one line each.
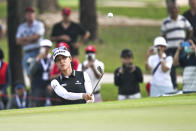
40 39 53 47
53 48 71 61
154 36 167 47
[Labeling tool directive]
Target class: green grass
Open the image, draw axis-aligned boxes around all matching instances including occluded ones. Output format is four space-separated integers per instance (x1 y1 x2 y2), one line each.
101 83 182 101
98 6 189 20
0 94 196 131
0 2 6 18
79 26 160 72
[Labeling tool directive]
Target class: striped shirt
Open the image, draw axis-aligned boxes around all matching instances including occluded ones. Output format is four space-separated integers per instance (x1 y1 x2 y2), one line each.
16 20 45 51
161 15 192 48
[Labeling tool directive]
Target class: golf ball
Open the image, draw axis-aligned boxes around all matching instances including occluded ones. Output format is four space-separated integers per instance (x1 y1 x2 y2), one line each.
107 12 113 18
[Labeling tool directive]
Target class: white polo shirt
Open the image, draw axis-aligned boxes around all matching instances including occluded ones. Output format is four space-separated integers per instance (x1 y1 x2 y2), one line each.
148 54 173 87
16 20 45 51
161 15 192 48
77 59 104 92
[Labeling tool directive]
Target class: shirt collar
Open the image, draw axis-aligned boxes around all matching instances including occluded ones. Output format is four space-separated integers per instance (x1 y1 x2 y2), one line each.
60 70 76 80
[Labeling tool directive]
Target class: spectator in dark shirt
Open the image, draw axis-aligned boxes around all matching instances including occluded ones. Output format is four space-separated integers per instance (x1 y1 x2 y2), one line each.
29 39 52 107
183 0 196 42
114 49 143 100
7 84 29 109
51 8 90 58
173 40 196 93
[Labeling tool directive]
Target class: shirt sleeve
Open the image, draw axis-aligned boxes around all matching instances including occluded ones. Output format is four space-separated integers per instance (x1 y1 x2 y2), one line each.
161 21 166 36
77 24 86 36
51 79 83 100
148 56 153 69
35 22 45 36
83 72 93 93
77 63 82 71
165 56 173 69
184 19 193 31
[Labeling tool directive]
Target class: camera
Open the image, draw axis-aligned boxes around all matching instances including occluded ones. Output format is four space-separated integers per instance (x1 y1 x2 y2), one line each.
181 41 190 47
86 53 95 61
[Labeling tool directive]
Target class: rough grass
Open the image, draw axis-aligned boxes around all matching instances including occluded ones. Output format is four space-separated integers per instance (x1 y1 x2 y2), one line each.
0 94 196 131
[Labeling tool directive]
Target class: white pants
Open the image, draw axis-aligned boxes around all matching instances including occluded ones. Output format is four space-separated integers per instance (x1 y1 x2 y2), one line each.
118 93 141 100
150 84 174 97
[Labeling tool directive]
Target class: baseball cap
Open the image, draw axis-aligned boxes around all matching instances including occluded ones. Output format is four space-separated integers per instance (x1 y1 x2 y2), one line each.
85 45 96 53
40 39 53 47
52 47 71 61
121 49 133 58
154 36 167 47
15 84 25 90
57 42 70 50
25 7 35 12
62 8 71 15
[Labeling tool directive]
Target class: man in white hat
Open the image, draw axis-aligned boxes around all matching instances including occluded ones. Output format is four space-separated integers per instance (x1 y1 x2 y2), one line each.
145 36 174 97
29 39 53 107
50 46 94 105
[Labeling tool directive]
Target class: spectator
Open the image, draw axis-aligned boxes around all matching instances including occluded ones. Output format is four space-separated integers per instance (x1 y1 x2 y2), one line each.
161 4 193 89
183 0 196 42
7 84 29 109
114 49 143 100
29 39 52 107
16 7 45 76
78 45 104 102
173 40 196 93
0 48 10 110
50 42 79 80
146 36 174 97
51 8 90 58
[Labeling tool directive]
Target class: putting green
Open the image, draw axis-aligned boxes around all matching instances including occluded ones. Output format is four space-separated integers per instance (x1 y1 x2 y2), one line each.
0 94 196 131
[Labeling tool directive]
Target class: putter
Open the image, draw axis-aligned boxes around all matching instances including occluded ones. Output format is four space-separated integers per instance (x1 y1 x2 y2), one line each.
92 66 104 94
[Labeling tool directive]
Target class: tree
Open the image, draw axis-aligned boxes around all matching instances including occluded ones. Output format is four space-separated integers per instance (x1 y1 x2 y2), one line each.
7 0 33 93
36 0 59 14
80 0 97 41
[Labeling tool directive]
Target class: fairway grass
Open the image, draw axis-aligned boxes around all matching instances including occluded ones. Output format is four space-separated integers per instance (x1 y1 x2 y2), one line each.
0 94 196 131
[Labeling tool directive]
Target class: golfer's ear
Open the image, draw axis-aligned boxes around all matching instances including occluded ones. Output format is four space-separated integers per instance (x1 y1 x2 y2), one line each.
69 56 72 62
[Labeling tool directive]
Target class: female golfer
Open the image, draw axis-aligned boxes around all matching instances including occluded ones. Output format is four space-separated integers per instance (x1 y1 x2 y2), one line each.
51 46 93 105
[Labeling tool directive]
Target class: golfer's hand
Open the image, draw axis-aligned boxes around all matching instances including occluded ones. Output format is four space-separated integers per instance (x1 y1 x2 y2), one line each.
82 93 93 101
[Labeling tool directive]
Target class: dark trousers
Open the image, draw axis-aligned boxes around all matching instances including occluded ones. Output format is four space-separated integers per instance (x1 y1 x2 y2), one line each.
166 48 177 89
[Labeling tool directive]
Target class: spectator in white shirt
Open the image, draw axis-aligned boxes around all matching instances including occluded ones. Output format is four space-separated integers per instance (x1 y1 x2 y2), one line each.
78 45 104 102
146 36 174 97
16 7 45 76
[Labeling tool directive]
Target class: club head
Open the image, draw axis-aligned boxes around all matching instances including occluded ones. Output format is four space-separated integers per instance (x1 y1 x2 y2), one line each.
97 66 103 75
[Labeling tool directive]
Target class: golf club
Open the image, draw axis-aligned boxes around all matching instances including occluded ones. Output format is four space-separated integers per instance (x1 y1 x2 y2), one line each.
92 66 104 94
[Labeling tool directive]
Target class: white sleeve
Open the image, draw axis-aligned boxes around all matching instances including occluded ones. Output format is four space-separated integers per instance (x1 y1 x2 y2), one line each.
148 56 153 69
51 79 83 100
165 56 173 69
83 72 93 93
83 72 95 103
35 22 45 36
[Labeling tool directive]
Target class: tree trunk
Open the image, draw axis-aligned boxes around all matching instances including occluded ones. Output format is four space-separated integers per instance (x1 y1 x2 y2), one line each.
7 0 33 93
36 0 59 14
80 0 97 41
166 0 176 14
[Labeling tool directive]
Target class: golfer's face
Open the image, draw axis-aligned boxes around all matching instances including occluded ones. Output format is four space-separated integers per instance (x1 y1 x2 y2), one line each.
55 55 71 71
121 57 133 65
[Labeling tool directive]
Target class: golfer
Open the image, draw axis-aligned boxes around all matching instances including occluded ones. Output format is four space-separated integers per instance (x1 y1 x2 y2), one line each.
50 47 94 105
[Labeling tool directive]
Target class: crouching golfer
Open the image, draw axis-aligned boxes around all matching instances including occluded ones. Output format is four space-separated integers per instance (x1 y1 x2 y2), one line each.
50 46 94 105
